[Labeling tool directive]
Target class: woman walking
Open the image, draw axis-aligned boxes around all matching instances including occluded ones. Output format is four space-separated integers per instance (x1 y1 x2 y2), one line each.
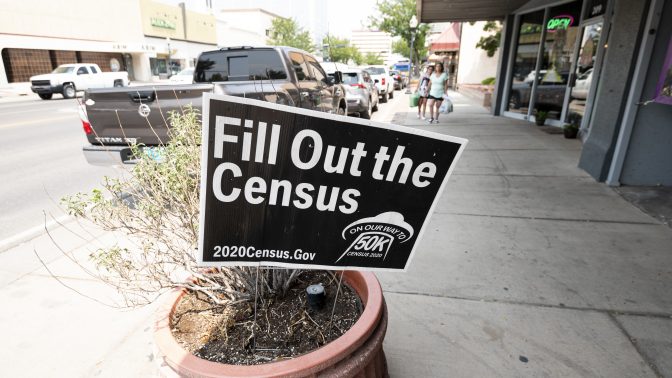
426 62 449 123
416 65 433 119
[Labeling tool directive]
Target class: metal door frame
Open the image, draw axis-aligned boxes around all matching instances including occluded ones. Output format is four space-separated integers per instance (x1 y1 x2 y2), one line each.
579 0 615 136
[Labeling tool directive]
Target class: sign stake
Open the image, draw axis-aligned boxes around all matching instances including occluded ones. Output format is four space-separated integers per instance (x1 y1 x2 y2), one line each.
328 270 344 329
252 265 260 350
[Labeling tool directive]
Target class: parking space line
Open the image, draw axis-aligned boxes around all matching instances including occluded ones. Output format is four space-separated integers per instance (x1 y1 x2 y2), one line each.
0 114 75 129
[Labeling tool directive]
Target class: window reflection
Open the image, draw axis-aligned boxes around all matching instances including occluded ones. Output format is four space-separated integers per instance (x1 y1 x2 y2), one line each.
507 10 545 114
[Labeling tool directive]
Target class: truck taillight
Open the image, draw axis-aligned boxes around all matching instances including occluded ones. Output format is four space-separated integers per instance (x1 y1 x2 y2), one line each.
82 119 93 135
78 100 93 135
382 78 386 86
349 83 365 89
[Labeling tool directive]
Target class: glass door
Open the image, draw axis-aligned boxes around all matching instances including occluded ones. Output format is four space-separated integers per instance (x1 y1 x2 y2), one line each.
565 21 605 128
531 0 583 122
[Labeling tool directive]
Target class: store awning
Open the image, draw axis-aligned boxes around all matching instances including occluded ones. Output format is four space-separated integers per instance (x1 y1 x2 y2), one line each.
417 0 531 22
430 24 460 52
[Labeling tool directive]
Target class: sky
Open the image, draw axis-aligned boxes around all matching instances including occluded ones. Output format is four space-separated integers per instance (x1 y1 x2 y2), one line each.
210 0 380 38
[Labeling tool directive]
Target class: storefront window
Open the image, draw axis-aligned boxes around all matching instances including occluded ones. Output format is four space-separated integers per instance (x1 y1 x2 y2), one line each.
567 22 604 125
506 10 545 115
532 0 583 120
150 57 167 76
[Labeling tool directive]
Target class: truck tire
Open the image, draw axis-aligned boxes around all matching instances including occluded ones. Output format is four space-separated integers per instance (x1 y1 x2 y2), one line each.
62 84 76 99
380 91 388 103
372 97 378 111
38 93 53 100
389 89 394 99
114 80 124 87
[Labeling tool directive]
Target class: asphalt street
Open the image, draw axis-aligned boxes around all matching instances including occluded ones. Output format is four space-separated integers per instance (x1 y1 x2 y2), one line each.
0 97 119 241
0 90 403 244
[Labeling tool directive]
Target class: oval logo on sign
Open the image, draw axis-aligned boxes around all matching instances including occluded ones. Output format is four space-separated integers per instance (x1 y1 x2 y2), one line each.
138 104 151 117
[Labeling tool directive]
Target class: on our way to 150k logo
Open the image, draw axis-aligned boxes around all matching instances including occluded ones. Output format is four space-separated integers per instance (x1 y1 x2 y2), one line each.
336 212 414 263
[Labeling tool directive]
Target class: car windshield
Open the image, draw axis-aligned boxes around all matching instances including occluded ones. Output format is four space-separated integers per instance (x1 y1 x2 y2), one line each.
52 66 74 74
342 73 359 85
365 67 385 75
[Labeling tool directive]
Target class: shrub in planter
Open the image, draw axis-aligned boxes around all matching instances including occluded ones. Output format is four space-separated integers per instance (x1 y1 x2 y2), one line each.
61 106 388 376
563 123 579 139
481 77 496 85
535 110 548 126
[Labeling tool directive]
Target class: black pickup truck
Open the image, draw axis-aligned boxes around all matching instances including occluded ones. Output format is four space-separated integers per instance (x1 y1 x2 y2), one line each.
80 46 347 165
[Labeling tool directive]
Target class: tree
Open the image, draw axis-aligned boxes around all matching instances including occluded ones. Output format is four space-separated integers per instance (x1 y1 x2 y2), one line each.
267 18 314 52
363 52 384 65
322 34 362 64
369 0 429 65
392 39 409 57
474 21 502 57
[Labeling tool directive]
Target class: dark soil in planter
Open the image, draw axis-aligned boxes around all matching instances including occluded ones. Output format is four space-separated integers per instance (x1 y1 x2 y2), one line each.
171 270 363 365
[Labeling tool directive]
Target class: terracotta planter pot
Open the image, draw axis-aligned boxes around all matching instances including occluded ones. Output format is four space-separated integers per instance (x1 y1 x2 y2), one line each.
154 271 388 378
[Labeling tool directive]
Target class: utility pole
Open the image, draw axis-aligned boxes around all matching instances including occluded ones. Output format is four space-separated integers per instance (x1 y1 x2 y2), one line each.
166 37 172 79
406 15 418 94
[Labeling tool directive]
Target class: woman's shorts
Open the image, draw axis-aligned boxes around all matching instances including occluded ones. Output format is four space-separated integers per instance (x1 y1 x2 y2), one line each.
427 95 443 100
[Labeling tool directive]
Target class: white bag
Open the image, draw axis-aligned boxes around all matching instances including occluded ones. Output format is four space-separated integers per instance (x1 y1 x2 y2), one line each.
439 95 453 114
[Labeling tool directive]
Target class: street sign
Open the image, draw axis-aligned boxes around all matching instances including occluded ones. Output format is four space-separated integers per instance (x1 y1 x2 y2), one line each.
198 94 467 271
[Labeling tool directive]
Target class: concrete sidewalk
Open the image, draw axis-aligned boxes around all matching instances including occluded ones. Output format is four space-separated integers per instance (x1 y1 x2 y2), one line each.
0 91 670 377
379 91 672 377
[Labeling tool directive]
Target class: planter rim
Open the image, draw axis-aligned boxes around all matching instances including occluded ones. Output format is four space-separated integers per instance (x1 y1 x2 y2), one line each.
154 270 383 378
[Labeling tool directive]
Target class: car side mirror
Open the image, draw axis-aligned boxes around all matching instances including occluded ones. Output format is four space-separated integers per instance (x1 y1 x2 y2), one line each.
333 71 343 84
374 79 379 83
326 76 335 85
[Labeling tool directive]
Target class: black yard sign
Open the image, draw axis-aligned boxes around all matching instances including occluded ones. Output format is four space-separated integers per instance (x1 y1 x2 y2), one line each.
198 94 467 271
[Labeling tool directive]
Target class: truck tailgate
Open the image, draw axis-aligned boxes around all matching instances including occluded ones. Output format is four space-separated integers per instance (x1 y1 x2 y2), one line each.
84 84 212 146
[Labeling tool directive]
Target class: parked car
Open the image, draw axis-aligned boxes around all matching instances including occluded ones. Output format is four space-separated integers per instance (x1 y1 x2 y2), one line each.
80 46 347 166
30 63 129 100
320 62 349 75
363 65 393 103
571 68 593 100
341 69 379 119
523 70 547 83
169 67 195 84
508 81 566 111
389 70 404 90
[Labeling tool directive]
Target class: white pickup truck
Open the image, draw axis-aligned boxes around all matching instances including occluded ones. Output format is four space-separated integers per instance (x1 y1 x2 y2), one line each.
363 65 393 103
30 63 130 100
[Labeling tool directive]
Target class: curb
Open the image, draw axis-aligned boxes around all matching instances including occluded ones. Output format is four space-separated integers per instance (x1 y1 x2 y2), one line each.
0 214 73 254
0 94 40 104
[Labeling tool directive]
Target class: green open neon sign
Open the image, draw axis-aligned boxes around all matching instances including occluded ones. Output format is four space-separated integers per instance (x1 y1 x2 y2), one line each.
547 15 574 31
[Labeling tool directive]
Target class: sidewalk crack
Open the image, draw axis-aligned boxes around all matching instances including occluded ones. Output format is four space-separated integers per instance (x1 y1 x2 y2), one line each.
607 313 664 378
384 290 672 319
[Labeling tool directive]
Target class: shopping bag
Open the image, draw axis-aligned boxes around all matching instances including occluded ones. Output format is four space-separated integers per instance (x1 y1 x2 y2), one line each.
409 92 420 107
440 95 453 114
